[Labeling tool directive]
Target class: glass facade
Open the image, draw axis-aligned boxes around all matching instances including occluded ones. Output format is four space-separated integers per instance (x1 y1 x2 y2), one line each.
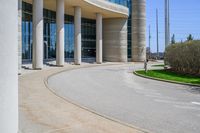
22 2 96 61
127 0 132 58
65 15 74 59
82 18 96 58
22 1 132 61
108 0 129 7
43 9 56 59
22 3 32 60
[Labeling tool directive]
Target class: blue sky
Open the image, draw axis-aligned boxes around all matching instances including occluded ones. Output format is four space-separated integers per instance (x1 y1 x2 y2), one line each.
146 0 200 52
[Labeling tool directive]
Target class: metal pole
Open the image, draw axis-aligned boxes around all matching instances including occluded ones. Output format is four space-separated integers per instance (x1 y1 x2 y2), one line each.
156 9 159 59
149 25 151 59
165 0 168 48
168 0 170 45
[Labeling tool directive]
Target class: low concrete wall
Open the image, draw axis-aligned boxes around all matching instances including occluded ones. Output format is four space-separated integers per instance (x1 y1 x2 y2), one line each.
103 18 128 62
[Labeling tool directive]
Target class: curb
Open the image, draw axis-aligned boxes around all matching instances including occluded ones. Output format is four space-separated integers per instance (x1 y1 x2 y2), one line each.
134 71 200 87
44 64 151 133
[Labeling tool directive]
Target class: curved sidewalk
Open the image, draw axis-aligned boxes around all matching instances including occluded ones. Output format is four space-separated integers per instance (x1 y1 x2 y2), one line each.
19 63 143 133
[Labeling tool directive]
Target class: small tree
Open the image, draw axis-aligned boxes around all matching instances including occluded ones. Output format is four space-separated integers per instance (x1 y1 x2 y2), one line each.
164 40 200 75
187 34 194 41
171 34 176 44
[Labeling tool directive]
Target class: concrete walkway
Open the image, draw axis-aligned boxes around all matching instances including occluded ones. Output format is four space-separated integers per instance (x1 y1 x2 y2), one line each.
47 63 200 133
19 63 144 133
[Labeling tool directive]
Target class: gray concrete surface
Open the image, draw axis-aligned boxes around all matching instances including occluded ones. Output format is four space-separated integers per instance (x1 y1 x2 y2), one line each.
19 62 143 133
96 13 103 64
48 63 200 133
32 0 43 69
132 0 146 62
74 6 82 65
56 0 65 66
0 0 18 132
103 18 128 62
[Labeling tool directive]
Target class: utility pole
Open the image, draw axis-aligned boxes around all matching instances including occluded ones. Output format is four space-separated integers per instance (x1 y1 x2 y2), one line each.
165 0 168 48
149 25 151 59
168 0 170 45
165 0 170 48
156 9 159 59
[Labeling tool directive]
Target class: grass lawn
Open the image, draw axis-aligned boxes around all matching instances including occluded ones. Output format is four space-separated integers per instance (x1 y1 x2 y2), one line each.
136 69 200 85
151 64 165 67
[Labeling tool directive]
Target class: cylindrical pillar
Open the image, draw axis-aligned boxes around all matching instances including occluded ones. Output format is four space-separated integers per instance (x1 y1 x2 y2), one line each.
103 18 128 62
18 0 22 74
0 0 18 132
74 6 81 65
96 13 103 64
33 0 43 69
132 0 146 62
56 0 65 66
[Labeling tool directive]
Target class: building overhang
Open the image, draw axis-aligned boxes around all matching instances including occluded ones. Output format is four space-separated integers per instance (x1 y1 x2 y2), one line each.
23 0 129 19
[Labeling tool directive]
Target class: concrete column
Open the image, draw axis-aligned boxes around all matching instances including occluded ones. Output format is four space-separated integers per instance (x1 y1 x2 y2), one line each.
74 6 81 65
0 0 18 132
33 0 43 69
132 0 146 62
103 18 128 62
18 0 22 74
56 0 65 66
96 13 103 64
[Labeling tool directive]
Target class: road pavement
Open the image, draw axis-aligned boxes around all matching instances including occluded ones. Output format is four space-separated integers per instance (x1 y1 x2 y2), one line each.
48 63 200 133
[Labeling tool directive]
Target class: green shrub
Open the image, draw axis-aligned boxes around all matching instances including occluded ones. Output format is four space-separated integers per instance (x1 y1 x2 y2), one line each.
164 40 200 76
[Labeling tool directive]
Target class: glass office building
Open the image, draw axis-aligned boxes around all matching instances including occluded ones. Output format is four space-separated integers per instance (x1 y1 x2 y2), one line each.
22 1 132 61
22 2 96 61
108 0 129 7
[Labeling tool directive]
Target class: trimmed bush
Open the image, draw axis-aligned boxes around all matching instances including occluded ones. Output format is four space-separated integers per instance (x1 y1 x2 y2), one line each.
164 40 200 76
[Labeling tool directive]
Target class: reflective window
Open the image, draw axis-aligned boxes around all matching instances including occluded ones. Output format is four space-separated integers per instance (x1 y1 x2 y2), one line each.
82 18 96 58
22 2 96 61
107 0 129 7
65 15 74 59
43 9 56 59
22 2 32 61
127 0 132 58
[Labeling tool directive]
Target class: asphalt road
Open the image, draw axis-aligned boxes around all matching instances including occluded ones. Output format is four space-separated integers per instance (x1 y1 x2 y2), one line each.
48 63 200 133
